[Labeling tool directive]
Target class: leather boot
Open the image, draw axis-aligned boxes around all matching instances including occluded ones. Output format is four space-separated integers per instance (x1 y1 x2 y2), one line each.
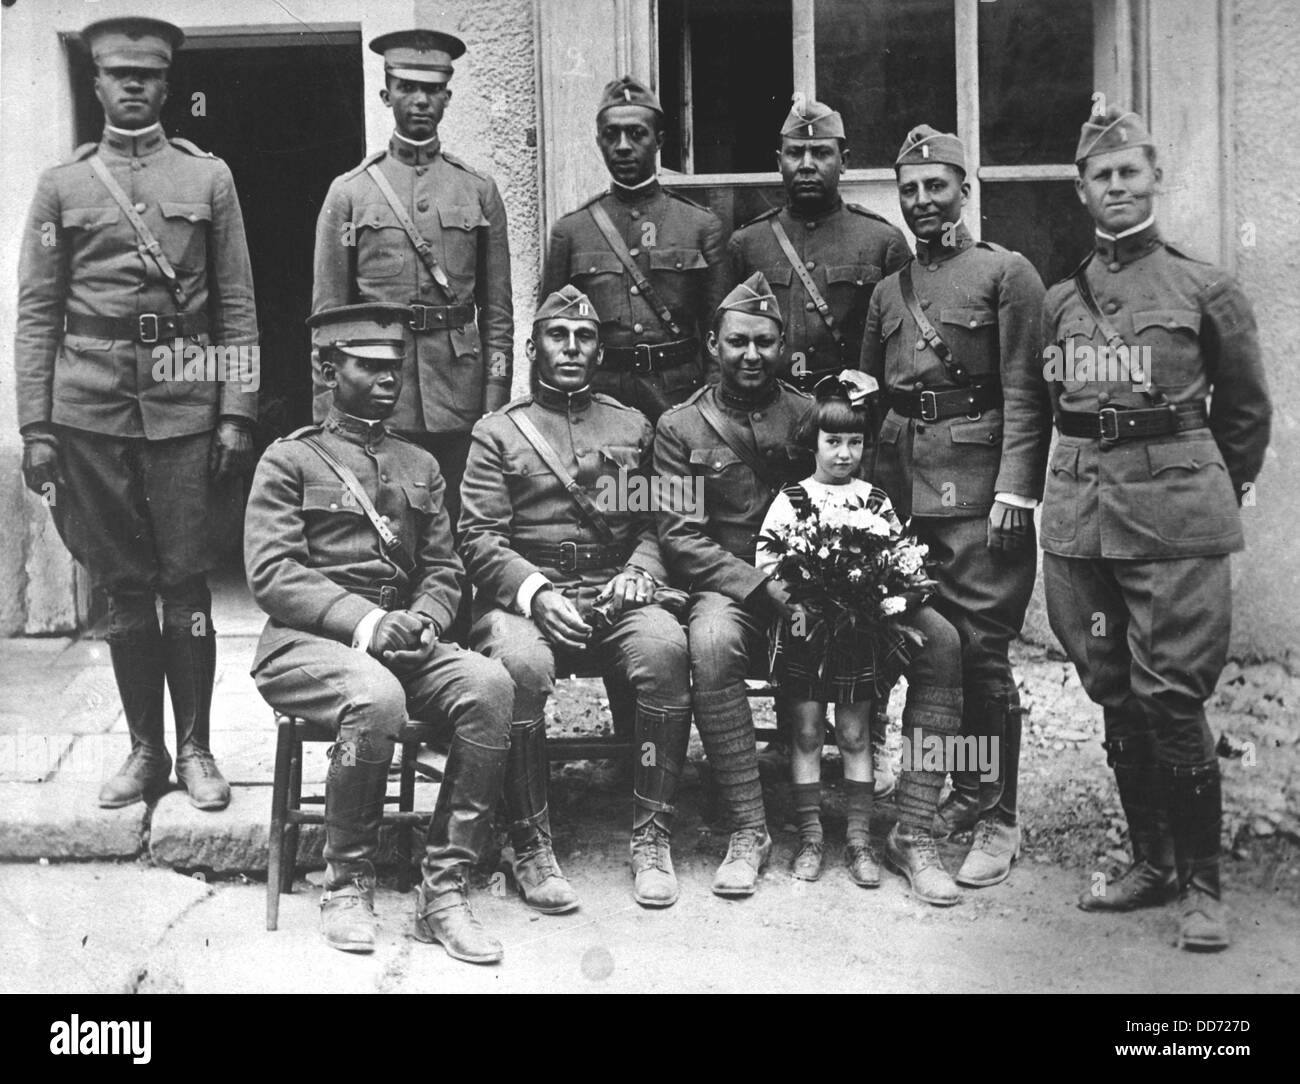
1078 733 1177 912
414 732 508 963
164 631 231 811
1166 760 1230 952
99 634 171 808
320 725 392 953
957 694 1021 887
932 687 989 839
504 716 579 914
631 701 690 907
870 697 896 799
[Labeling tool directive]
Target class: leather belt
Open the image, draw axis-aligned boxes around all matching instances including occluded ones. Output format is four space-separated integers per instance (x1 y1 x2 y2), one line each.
65 310 209 345
888 382 1002 421
407 302 475 332
1056 401 1210 442
351 585 407 611
519 541 631 573
602 338 698 374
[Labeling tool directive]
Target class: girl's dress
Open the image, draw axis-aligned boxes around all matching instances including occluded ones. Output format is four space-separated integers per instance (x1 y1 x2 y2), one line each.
756 476 912 704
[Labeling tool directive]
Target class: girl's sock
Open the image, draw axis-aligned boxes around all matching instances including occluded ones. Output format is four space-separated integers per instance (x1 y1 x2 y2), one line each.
792 781 823 843
844 778 874 845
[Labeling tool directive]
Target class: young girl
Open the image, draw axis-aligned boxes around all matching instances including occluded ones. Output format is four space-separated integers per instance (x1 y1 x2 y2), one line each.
756 376 965 903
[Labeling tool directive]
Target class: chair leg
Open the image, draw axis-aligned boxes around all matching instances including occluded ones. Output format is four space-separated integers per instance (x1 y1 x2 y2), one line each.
281 733 303 895
397 739 416 893
266 719 293 932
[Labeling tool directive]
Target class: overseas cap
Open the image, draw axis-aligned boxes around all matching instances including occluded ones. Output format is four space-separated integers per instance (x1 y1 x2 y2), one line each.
307 304 409 360
895 124 966 173
597 75 664 118
781 93 845 140
716 272 783 329
82 17 184 70
1075 107 1153 164
369 29 466 83
533 285 601 327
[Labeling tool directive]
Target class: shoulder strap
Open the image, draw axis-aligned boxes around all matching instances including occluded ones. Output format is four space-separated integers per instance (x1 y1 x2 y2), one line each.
697 392 780 494
899 263 969 386
300 436 416 573
769 218 842 345
506 411 616 544
364 163 459 302
86 154 187 311
1071 257 1126 352
587 201 684 338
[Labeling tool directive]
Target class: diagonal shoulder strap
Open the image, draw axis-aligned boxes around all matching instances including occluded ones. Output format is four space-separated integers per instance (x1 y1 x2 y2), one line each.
1072 258 1126 352
301 436 416 574
365 163 459 302
588 201 684 338
87 154 187 310
506 411 616 544
769 219 842 344
697 392 779 494
899 263 969 386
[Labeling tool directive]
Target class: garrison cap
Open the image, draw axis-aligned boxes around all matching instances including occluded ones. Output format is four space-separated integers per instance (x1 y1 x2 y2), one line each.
369 29 466 84
597 75 663 118
716 272 783 329
81 17 184 70
781 93 845 140
1075 107 1154 164
895 124 966 173
307 304 409 361
533 285 601 327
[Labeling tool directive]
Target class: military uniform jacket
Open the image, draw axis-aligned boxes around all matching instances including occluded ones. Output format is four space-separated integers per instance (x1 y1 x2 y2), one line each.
654 381 814 601
459 384 665 613
860 224 1050 520
15 127 259 439
312 135 514 433
1039 224 1271 560
244 407 461 671
540 180 728 382
727 199 910 378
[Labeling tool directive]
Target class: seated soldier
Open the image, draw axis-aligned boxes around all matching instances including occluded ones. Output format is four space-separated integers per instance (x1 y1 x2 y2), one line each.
245 303 515 965
460 286 693 910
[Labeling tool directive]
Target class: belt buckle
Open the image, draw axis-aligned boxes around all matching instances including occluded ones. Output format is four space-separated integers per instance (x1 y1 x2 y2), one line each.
137 313 160 344
408 305 429 333
1098 407 1121 442
632 344 655 374
378 585 398 611
557 541 579 572
919 390 939 423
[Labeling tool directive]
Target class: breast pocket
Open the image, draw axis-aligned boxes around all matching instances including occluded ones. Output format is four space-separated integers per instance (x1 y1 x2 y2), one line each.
400 481 438 544
572 251 628 325
1052 313 1097 394
648 247 708 316
689 446 755 517
1132 309 1202 390
939 306 998 379
300 482 368 561
158 201 212 271
438 202 488 275
826 264 881 321
60 205 120 261
353 205 409 281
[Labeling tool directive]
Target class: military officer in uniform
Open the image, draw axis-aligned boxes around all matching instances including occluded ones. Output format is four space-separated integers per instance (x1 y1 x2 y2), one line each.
245 303 515 964
460 286 693 910
860 126 1050 890
311 28 513 553
727 94 911 796
655 274 814 897
539 76 728 424
1040 109 1270 951
15 17 259 812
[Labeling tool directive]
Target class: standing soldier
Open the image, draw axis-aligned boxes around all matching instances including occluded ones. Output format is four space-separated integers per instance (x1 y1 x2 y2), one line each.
728 94 911 796
312 28 513 554
860 126 1050 891
1041 109 1270 952
539 76 728 424
15 17 259 812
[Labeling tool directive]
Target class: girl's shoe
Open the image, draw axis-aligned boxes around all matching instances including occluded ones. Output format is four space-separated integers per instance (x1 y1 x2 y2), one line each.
791 838 824 881
845 841 881 887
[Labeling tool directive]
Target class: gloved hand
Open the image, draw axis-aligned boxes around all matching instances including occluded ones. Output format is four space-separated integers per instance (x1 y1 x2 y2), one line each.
368 610 430 656
757 577 794 620
208 418 255 483
21 430 64 499
987 499 1033 551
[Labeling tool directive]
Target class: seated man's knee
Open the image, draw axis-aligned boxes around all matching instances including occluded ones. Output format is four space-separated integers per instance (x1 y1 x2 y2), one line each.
689 614 748 689
908 606 962 683
344 671 408 743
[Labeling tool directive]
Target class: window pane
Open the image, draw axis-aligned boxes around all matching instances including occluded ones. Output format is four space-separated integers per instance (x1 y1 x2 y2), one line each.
979 0 1095 165
814 0 957 167
659 0 793 174
660 183 788 238
981 181 1094 287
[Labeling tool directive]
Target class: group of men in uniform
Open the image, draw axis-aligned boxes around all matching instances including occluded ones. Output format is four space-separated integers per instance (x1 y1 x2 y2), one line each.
15 16 1270 963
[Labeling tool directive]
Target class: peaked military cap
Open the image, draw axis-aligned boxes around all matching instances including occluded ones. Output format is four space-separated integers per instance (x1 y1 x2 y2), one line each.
534 285 601 327
82 17 184 70
716 272 783 329
597 75 663 118
781 93 845 140
307 304 409 360
895 125 966 173
1075 107 1154 163
369 29 466 83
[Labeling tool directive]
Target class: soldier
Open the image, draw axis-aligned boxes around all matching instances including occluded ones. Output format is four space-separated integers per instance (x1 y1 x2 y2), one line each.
655 273 814 896
460 286 693 910
245 303 515 964
1040 109 1270 951
539 76 728 424
311 28 513 560
860 126 1050 890
15 17 259 812
727 94 911 797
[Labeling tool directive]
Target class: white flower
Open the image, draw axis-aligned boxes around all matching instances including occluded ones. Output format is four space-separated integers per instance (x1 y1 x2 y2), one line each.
817 545 831 559
848 568 863 583
881 596 907 615
861 513 891 537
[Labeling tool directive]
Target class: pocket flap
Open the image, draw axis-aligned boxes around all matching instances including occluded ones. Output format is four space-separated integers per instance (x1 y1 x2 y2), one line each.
61 206 119 230
827 263 881 286
600 445 643 470
574 251 624 276
761 263 794 287
649 247 707 271
940 307 996 329
878 414 903 444
159 201 212 223
1133 309 1201 335
301 482 364 514
1057 313 1096 340
438 203 488 231
880 310 904 341
689 446 741 471
949 419 1004 445
1146 439 1223 477
1049 444 1079 478
402 481 436 512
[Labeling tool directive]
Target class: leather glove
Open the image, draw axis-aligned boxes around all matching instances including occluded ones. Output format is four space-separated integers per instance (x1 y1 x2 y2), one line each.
208 419 255 483
21 430 64 499
987 499 1033 551
368 610 429 656
754 577 794 620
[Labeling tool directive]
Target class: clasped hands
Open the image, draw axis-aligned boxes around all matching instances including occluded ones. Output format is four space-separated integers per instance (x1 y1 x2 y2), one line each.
368 610 438 669
530 567 656 651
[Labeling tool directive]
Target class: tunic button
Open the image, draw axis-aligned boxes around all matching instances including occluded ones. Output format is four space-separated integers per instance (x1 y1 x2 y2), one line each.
630 286 639 296
416 199 429 212
629 247 641 257
752 412 763 420
381 474 390 482
630 210 640 219
133 202 147 213
913 381 924 391
416 167 427 176
1098 392 1111 405
926 264 938 272
920 299 931 309
329 502 338 510
915 339 926 351
855 279 863 286
1108 261 1122 272
589 266 597 273
806 222 816 230
675 261 683 269
805 261 816 270
1105 302 1120 314
131 161 142 171
807 346 816 355
714 461 723 469
805 301 816 312
633 322 644 333
969 318 978 327
988 433 996 443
